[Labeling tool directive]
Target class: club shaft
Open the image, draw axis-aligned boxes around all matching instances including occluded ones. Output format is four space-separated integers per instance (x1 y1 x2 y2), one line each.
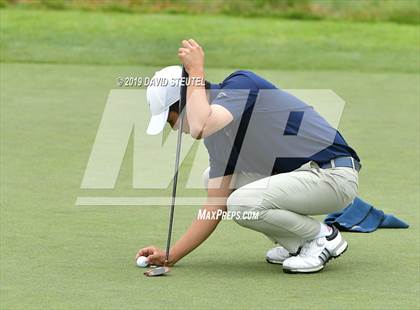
165 67 188 264
164 116 183 262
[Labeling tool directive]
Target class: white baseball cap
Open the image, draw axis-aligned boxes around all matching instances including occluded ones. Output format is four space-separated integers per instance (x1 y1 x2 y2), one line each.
146 65 182 135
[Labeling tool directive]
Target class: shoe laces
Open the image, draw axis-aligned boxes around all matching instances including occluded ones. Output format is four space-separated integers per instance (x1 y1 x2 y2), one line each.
274 247 287 255
300 238 325 256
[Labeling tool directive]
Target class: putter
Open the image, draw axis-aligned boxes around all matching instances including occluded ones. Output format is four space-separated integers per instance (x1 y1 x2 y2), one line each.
143 266 170 277
144 67 188 277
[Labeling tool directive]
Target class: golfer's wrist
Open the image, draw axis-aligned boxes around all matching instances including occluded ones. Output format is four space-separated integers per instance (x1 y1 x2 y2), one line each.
167 250 178 266
189 67 205 79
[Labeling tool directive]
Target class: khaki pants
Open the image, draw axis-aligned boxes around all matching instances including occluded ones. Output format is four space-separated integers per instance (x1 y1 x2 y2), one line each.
203 161 359 253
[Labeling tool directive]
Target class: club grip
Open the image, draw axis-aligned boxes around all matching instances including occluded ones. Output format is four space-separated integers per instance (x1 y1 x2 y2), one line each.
179 67 188 113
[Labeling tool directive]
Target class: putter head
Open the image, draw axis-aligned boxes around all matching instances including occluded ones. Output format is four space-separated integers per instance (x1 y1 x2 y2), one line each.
143 266 170 277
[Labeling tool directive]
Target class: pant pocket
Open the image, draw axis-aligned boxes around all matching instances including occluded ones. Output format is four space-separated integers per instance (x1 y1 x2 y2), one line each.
328 168 359 207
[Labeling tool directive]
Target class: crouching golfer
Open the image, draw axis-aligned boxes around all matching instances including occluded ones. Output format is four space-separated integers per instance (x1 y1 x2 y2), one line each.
136 39 360 273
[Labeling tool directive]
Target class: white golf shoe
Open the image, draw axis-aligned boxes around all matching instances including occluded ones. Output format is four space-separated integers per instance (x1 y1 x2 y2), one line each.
282 225 348 273
265 246 292 265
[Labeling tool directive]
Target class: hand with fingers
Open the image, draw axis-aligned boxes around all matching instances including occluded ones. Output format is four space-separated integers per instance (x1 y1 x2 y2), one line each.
135 246 169 266
178 39 205 76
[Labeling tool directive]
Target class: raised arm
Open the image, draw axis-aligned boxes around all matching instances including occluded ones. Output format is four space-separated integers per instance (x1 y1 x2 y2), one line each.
178 39 233 139
135 175 233 266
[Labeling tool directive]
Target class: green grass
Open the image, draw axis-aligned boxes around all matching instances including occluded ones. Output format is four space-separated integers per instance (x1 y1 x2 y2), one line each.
3 0 420 24
0 9 419 73
1 63 419 309
1 9 419 310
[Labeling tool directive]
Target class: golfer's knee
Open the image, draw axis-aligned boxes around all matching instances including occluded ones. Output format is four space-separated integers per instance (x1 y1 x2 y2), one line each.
227 190 244 212
227 187 266 210
227 189 259 226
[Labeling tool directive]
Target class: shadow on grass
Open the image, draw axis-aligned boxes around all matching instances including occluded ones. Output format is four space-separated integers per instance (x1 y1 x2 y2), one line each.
169 254 374 279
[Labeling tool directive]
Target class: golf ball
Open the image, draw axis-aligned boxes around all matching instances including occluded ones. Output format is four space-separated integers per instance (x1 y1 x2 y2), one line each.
136 256 149 268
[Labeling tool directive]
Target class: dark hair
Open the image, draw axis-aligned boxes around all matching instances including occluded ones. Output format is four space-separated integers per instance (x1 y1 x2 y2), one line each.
169 100 180 114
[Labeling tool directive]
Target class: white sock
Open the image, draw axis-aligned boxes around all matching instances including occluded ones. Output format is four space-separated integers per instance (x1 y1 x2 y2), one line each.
315 223 332 238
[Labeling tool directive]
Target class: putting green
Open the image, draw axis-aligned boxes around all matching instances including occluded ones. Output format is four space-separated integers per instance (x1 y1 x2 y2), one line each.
1 62 418 309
